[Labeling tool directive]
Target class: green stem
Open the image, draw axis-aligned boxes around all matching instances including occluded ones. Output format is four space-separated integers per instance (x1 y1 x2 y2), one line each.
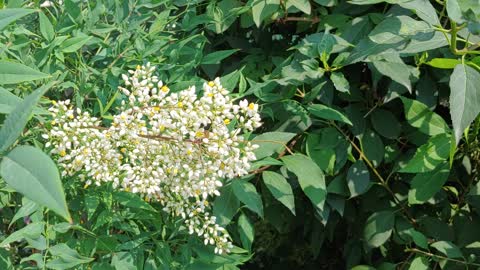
406 248 480 267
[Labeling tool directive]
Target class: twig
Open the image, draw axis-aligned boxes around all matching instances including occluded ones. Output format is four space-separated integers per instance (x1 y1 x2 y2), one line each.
406 248 480 267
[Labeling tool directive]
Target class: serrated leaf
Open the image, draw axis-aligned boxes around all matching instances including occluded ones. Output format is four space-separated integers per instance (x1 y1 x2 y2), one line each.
449 64 480 144
0 146 71 221
262 171 295 215
282 154 327 211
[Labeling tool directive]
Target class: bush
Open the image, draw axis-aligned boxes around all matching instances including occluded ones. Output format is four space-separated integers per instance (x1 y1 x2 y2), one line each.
0 0 480 269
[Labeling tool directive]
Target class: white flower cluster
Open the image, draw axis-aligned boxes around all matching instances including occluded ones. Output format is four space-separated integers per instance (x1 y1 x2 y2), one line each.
43 63 261 254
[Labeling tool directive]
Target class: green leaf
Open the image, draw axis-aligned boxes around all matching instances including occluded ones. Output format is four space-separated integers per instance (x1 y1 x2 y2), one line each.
46 243 94 270
408 163 450 204
288 0 311 14
111 252 136 270
426 58 461 69
39 11 55 41
431 241 463 258
449 64 480 144
113 191 158 212
0 146 71 221
213 185 240 226
372 59 418 92
400 97 449 136
60 36 92 53
308 104 352 125
252 132 296 159
282 154 327 211
398 0 440 25
0 87 47 115
262 171 295 215
371 109 401 139
347 160 371 198
368 16 431 44
201 49 239 65
0 82 54 153
0 61 50 85
359 130 384 167
232 179 263 217
363 210 395 248
251 0 280 27
237 213 254 251
330 72 350 93
0 222 44 247
400 134 451 173
408 256 429 270
0 8 36 31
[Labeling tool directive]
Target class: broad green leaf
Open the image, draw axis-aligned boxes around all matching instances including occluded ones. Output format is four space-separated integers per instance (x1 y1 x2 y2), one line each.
372 59 418 92
0 82 54 153
0 8 36 31
349 0 410 4
368 16 431 44
111 252 136 270
345 38 404 65
426 58 461 69
214 185 240 226
446 0 464 23
201 49 239 65
252 132 296 159
0 222 44 247
0 146 71 221
0 87 47 115
399 0 440 25
408 256 429 270
113 191 157 212
371 109 401 139
9 198 38 226
60 36 92 53
359 130 384 167
431 241 463 258
39 11 55 41
237 213 254 251
251 0 280 27
262 171 295 215
282 154 327 211
347 160 370 198
287 0 311 14
232 180 263 217
400 97 449 136
408 163 450 204
363 210 395 247
0 61 50 85
308 104 352 125
47 244 94 270
400 134 451 173
330 72 350 93
449 64 480 144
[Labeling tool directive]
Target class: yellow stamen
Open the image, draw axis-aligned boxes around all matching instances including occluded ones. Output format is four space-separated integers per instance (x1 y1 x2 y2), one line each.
161 85 169 93
153 106 160 112
177 102 183 108
224 119 231 125
136 65 141 70
208 81 215 87
207 93 214 97
120 148 127 153
248 103 255 110
51 120 56 126
187 150 192 155
68 114 74 119
84 184 90 189
51 100 57 105
195 131 204 137
59 150 66 157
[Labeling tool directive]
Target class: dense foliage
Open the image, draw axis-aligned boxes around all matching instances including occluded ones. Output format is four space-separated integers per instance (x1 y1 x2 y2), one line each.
0 0 480 269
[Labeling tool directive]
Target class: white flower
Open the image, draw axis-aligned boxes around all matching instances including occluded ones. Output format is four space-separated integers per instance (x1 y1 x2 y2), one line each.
44 64 262 254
